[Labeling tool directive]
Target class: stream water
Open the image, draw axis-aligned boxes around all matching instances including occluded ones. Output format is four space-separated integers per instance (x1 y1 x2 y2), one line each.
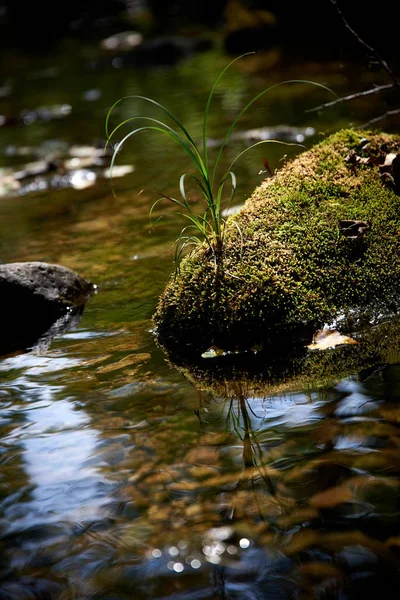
1 40 400 599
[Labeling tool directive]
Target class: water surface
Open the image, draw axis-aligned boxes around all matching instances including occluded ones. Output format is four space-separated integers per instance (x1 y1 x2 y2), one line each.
1 40 400 599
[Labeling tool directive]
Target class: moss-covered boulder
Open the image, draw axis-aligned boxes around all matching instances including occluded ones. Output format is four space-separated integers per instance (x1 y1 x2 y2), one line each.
154 129 400 357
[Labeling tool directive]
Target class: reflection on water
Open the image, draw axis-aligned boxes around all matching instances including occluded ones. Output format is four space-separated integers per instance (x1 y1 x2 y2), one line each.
1 32 400 600
3 331 400 598
0 352 111 534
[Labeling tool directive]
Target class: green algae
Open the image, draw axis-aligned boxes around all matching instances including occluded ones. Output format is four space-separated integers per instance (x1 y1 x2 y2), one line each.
153 129 400 356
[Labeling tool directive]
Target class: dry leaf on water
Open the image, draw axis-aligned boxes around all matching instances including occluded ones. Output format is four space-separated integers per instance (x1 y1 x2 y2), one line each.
345 150 383 166
258 157 273 176
379 152 400 190
338 219 370 239
201 346 226 358
307 329 359 352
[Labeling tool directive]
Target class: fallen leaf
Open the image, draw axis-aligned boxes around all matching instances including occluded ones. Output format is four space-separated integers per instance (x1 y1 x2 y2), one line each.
201 346 244 358
345 150 383 166
381 153 398 169
307 329 359 352
379 153 400 191
201 346 226 358
262 157 273 176
392 154 400 189
338 219 370 238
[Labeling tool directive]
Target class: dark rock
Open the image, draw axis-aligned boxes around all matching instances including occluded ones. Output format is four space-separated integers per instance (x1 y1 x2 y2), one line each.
0 261 94 307
1 0 123 51
146 0 227 29
224 25 278 55
0 261 95 355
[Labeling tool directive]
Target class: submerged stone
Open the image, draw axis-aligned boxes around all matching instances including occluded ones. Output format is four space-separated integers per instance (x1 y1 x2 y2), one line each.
153 129 400 359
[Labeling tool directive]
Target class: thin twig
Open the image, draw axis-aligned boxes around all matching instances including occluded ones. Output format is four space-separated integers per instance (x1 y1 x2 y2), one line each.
358 108 400 129
330 0 400 87
307 83 394 113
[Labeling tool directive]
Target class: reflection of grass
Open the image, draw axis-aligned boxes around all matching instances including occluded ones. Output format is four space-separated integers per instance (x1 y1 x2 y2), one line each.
106 54 332 270
195 389 281 509
226 395 280 507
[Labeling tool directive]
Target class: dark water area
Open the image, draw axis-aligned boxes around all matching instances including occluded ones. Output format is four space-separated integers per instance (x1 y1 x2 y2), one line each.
1 12 400 599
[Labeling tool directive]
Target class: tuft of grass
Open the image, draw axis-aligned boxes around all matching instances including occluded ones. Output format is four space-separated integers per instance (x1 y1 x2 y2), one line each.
105 53 334 271
153 129 400 355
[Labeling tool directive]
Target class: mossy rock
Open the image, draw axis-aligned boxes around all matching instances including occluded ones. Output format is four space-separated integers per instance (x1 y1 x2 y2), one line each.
154 129 400 358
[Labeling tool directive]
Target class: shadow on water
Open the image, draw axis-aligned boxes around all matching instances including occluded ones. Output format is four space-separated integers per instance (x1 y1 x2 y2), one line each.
0 305 88 358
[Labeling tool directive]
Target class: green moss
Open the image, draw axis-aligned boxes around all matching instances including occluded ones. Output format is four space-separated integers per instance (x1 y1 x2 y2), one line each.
153 129 400 355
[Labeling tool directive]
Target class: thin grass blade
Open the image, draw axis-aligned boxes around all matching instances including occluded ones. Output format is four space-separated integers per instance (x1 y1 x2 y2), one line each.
211 80 336 185
105 94 206 171
109 125 205 196
105 116 188 154
202 52 255 170
225 139 302 174
179 173 212 208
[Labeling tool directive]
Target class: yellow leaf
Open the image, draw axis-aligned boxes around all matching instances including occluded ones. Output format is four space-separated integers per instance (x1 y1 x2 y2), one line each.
307 329 359 352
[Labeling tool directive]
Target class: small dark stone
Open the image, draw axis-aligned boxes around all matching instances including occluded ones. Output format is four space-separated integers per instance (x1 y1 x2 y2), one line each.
0 261 96 355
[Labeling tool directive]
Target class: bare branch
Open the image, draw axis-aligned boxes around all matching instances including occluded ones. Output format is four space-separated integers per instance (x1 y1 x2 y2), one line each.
330 0 399 87
307 83 394 112
358 108 400 129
